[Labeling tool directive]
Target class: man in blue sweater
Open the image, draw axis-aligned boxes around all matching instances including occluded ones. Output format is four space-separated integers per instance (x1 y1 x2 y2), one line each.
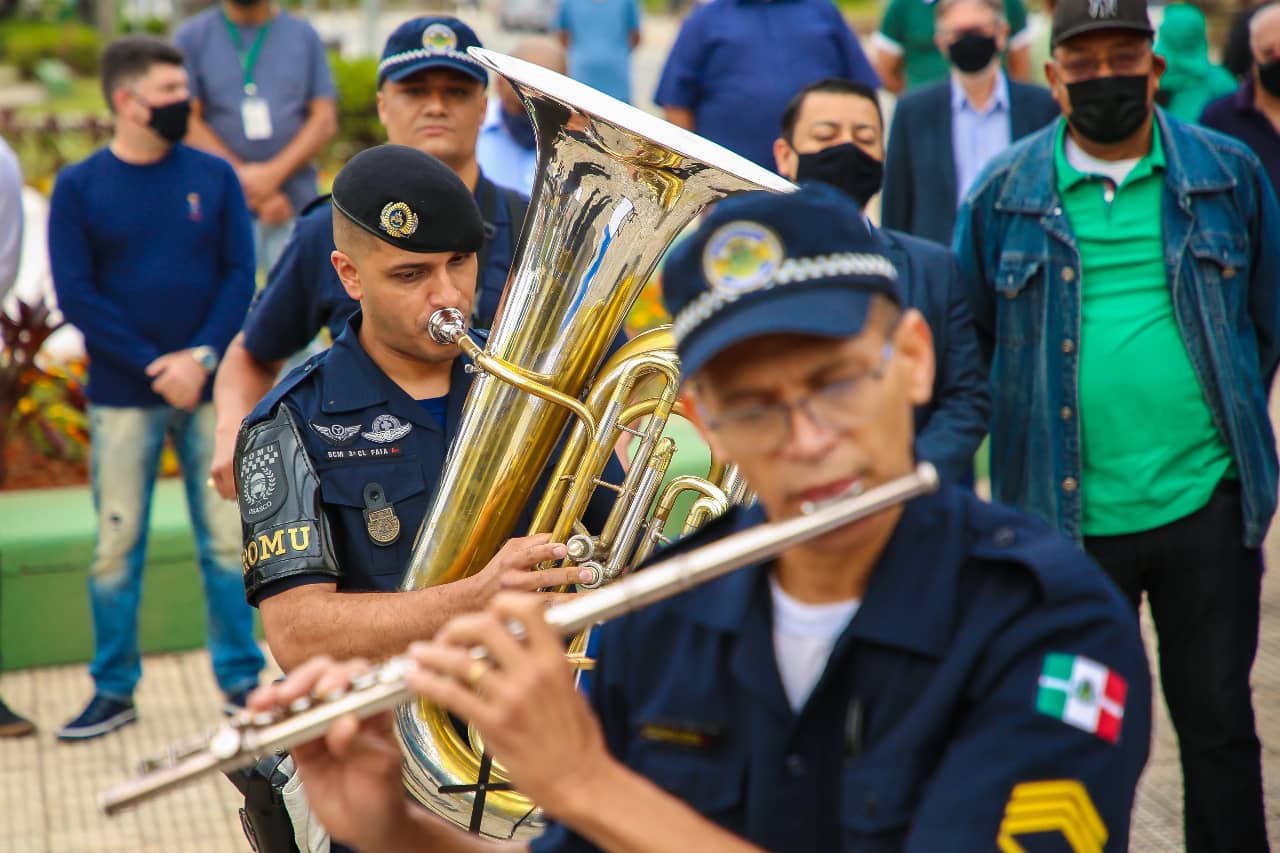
48 35 265 740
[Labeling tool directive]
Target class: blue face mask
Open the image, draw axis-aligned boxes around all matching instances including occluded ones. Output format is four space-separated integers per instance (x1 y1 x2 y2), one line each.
500 104 537 150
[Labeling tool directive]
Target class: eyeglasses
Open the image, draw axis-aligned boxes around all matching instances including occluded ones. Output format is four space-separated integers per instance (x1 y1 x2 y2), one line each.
704 344 894 456
1054 45 1152 81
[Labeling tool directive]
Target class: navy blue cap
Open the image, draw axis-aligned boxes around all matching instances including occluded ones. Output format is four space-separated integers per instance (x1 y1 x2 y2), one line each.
663 182 901 379
377 17 487 88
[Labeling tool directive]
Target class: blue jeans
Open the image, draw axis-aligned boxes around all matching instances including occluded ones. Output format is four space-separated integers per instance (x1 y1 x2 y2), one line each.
87 403 264 701
252 218 294 276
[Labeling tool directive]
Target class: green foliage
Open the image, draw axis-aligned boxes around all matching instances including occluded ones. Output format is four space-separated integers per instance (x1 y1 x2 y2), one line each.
0 20 102 79
327 51 383 163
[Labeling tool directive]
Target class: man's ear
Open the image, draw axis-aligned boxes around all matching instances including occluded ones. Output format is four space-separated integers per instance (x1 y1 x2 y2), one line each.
330 250 363 301
110 86 132 117
375 89 388 128
773 137 798 181
679 384 730 462
893 308 936 407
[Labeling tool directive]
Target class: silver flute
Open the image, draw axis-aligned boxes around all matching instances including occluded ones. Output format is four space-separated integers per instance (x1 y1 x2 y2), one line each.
97 462 939 816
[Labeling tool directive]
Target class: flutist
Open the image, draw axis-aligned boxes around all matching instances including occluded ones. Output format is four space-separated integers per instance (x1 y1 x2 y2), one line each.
251 184 1152 852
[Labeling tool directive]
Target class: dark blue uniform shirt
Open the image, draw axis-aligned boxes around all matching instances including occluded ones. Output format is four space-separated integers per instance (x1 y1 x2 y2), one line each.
238 313 622 604
240 173 522 363
653 0 880 170
532 486 1151 853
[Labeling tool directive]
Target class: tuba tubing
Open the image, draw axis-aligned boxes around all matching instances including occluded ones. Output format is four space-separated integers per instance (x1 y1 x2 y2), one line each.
97 464 939 817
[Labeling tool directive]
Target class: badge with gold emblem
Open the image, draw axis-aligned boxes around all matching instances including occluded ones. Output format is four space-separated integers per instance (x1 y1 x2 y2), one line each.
380 202 419 239
702 221 785 296
362 482 400 546
422 22 457 52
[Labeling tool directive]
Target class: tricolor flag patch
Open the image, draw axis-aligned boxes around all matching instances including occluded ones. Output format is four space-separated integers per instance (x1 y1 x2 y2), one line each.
1036 652 1127 743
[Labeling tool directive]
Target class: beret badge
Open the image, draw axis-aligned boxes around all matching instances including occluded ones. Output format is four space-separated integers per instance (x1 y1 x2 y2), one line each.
380 201 419 239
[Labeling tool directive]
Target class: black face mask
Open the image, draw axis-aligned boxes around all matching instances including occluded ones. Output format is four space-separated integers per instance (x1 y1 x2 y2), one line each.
794 142 884 209
1258 59 1280 98
227 0 266 7
500 104 536 150
947 32 999 74
1065 74 1150 146
144 97 191 144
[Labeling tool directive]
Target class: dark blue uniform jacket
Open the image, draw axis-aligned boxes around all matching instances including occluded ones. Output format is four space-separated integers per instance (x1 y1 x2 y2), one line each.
237 313 622 604
533 485 1151 853
874 226 990 484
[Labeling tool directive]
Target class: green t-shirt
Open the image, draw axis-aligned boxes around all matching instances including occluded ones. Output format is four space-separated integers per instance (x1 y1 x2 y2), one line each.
1053 123 1233 536
877 0 1029 90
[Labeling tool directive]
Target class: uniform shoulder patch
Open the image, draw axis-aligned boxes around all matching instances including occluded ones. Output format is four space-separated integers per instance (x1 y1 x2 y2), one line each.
239 440 287 524
1034 652 1127 743
997 779 1107 853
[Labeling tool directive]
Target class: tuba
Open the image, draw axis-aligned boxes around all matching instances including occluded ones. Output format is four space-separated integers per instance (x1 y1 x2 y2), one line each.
394 48 794 839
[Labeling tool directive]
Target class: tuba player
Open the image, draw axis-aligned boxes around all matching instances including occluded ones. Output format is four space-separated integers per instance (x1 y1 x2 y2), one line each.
251 184 1152 853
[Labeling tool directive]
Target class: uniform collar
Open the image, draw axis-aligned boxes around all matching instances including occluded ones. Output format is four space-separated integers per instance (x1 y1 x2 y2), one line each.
684 486 960 660
320 311 471 434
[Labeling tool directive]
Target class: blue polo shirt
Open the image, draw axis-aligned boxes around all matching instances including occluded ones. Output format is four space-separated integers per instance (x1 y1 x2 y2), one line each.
531 487 1151 852
240 173 521 362
1201 78 1280 202
653 0 880 170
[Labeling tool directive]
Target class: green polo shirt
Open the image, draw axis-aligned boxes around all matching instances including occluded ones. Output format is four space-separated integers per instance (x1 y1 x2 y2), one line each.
1054 123 1233 536
876 0 1028 90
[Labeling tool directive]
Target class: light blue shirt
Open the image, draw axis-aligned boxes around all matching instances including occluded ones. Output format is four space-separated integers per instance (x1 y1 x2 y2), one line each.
556 0 640 103
475 99 538 196
951 71 1011 209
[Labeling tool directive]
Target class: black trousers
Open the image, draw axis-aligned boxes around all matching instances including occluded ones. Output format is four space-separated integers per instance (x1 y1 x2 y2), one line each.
1086 481 1268 853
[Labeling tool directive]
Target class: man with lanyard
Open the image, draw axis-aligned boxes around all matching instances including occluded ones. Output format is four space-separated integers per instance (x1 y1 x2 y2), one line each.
249 184 1152 853
209 17 528 500
175 0 337 272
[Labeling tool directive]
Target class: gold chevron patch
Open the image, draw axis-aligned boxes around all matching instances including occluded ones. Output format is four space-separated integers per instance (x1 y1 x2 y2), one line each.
996 779 1107 853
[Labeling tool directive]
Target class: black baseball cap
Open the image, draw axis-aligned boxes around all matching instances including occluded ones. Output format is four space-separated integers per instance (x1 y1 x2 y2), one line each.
331 144 484 254
662 183 901 380
1051 0 1153 47
377 16 487 88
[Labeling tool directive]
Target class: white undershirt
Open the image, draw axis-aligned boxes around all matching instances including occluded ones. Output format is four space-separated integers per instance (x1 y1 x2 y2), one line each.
769 576 861 712
1064 134 1140 188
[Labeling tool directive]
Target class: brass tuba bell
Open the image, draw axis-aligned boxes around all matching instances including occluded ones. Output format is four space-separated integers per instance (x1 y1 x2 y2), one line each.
394 47 795 839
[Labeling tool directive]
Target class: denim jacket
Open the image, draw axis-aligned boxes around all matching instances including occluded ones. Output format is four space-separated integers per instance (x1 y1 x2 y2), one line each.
954 111 1280 547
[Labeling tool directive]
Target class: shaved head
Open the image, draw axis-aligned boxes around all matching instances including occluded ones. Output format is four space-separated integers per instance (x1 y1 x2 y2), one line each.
333 208 376 260
1251 2 1280 48
512 36 566 73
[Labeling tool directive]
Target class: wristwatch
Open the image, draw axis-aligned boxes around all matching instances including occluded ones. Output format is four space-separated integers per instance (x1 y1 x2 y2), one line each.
190 345 219 372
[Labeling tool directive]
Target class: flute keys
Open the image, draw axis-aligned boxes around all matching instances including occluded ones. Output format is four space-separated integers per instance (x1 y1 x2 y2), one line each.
351 671 379 691
210 727 243 760
289 696 313 714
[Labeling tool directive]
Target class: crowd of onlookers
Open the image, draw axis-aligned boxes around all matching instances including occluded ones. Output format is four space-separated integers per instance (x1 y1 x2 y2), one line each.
1 0 1279 849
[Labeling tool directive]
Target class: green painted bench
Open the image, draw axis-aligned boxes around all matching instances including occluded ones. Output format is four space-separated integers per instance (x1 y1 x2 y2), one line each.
0 480 261 671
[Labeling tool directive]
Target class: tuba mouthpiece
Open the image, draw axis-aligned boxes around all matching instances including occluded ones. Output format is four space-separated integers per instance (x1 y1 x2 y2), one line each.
427 308 467 345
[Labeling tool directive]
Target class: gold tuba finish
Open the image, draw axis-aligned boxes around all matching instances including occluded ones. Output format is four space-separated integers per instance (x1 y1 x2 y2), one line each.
394 47 795 839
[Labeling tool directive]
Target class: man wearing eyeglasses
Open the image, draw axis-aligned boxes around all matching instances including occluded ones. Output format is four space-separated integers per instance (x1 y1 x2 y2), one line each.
252 184 1152 853
953 0 1280 848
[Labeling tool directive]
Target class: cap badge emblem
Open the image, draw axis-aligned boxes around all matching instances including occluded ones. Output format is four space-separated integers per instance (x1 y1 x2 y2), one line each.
380 201 419 239
702 221 785 295
422 23 457 52
1087 0 1117 18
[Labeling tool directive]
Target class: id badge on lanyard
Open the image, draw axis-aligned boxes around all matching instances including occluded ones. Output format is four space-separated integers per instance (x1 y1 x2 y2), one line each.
224 12 273 140
241 83 273 141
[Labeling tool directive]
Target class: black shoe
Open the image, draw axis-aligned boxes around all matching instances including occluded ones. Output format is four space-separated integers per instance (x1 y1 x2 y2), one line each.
57 695 137 741
0 697 35 737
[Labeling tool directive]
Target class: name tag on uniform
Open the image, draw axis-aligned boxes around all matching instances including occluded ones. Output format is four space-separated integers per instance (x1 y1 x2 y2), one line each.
241 96 273 141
